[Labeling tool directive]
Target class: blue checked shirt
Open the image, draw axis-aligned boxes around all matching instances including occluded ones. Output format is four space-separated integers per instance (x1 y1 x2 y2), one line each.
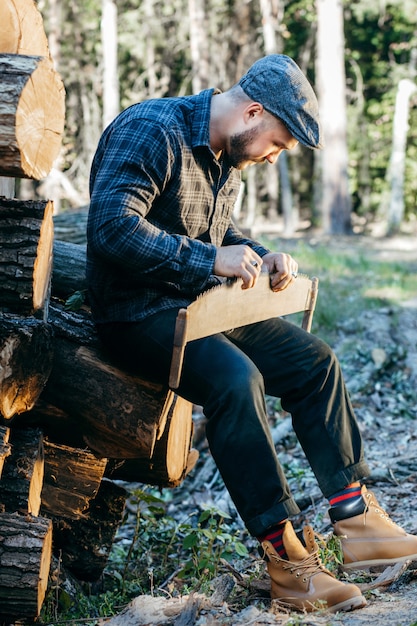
87 88 270 323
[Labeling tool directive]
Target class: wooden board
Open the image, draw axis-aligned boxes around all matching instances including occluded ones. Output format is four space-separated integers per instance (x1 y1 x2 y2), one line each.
170 273 319 388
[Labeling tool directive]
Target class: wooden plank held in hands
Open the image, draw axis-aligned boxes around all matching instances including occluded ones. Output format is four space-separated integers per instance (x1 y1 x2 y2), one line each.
169 273 319 389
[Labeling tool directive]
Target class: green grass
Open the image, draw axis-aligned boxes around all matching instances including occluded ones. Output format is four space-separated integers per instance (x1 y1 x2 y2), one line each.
259 236 417 344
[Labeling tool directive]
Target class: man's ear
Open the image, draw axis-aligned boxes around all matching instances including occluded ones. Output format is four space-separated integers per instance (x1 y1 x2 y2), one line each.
243 102 264 124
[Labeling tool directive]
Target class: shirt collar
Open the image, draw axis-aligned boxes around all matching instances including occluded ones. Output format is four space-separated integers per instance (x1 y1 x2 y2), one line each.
191 88 221 150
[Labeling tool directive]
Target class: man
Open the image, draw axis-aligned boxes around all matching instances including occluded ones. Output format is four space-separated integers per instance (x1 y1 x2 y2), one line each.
87 55 417 613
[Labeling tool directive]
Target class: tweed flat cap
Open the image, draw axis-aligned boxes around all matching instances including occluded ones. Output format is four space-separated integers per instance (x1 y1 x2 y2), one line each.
239 54 324 149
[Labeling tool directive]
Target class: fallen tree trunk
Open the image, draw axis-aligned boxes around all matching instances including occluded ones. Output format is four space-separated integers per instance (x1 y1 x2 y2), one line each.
0 427 44 516
0 512 52 621
0 315 54 419
0 198 54 317
0 54 65 180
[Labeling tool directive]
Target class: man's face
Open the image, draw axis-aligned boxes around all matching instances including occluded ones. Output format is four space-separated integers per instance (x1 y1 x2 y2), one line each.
227 116 298 170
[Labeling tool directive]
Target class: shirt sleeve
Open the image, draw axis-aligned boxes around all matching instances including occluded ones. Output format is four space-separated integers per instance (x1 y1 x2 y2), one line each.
221 221 270 257
88 118 217 292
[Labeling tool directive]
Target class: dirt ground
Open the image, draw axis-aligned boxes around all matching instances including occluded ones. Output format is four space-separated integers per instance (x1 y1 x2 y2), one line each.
106 232 417 626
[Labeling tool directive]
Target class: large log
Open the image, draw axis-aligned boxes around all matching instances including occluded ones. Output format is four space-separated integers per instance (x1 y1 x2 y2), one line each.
0 198 54 317
53 207 88 245
0 427 44 516
15 301 195 486
52 239 87 300
41 439 107 520
108 396 197 488
51 478 127 582
0 0 51 57
0 315 54 419
0 54 65 180
32 302 184 460
0 512 52 620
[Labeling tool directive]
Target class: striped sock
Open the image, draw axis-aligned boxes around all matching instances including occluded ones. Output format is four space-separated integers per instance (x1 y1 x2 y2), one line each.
328 482 362 507
258 521 288 559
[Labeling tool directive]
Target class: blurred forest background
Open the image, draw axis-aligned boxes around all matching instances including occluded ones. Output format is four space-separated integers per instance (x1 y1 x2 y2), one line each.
27 0 417 238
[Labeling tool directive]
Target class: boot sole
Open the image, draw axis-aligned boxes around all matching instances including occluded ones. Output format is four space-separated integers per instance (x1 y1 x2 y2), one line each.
342 553 417 571
328 594 366 613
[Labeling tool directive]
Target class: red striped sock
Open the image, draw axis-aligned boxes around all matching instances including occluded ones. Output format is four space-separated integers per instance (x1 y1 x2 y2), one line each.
328 482 362 507
258 521 288 559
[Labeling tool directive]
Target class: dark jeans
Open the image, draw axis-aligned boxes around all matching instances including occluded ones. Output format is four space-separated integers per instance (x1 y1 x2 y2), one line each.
98 309 370 536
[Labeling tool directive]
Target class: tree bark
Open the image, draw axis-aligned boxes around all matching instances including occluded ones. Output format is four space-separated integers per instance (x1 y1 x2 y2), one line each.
0 512 52 620
0 54 65 180
52 239 87 299
0 0 51 57
0 315 54 419
0 198 53 317
0 427 44 516
41 439 107 520
51 478 127 581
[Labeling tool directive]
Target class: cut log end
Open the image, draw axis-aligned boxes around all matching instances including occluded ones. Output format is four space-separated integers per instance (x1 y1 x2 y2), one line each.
0 0 50 57
0 55 65 180
17 57 65 179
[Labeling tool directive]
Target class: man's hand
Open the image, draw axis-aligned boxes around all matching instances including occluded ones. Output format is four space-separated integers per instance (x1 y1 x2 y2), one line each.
214 245 263 289
261 252 299 291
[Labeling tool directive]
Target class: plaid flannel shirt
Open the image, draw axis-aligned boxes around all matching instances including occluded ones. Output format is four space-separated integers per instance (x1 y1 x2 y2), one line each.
87 88 269 324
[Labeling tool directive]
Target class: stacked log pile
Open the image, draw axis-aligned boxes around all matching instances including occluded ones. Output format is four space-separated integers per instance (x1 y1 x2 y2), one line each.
0 1 197 621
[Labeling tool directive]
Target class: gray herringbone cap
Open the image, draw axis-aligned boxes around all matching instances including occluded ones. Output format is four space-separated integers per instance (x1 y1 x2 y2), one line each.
239 54 324 150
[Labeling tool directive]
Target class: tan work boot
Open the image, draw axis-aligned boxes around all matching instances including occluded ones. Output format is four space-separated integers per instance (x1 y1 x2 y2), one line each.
331 485 417 570
262 521 365 613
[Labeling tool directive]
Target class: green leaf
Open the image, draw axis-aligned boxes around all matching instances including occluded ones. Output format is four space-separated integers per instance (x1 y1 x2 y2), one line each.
64 290 85 311
234 542 249 557
183 532 198 549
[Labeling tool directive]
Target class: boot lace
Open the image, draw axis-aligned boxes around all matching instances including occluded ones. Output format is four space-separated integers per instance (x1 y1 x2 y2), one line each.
364 491 400 528
276 550 334 583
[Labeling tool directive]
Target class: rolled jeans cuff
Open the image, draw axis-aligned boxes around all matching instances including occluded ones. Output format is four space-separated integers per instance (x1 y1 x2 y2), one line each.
245 497 301 537
318 460 371 500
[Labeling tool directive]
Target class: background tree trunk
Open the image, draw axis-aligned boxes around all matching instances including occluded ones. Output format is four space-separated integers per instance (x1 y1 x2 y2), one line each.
259 0 296 234
316 0 352 234
188 0 210 92
386 78 417 234
101 0 120 129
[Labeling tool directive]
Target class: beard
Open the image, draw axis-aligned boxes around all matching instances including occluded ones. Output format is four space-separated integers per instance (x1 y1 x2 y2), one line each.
227 127 263 169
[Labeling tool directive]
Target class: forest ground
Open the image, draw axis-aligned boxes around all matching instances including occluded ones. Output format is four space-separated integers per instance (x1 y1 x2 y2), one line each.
53 226 417 626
